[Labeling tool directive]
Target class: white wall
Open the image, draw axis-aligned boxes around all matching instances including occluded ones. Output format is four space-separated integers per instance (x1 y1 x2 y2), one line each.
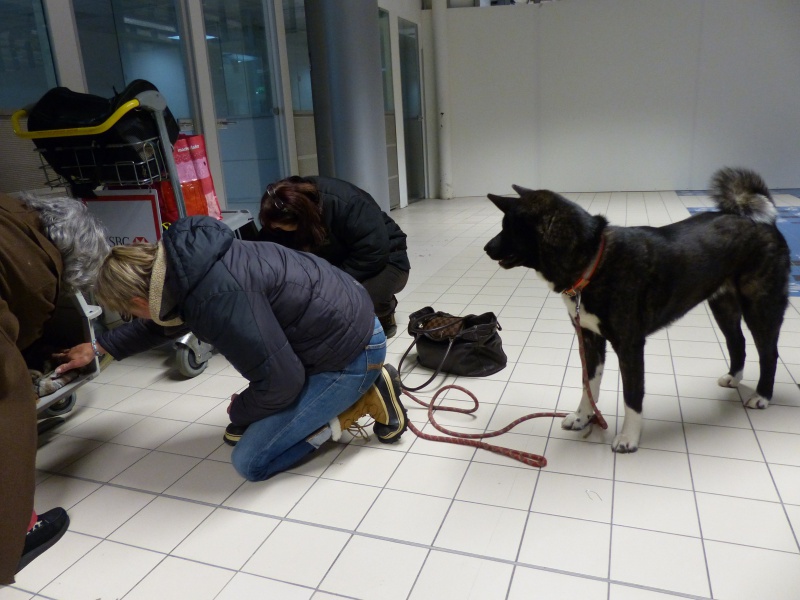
437 0 800 196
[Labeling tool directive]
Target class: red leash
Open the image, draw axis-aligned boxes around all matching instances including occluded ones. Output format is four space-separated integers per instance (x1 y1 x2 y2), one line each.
401 291 606 468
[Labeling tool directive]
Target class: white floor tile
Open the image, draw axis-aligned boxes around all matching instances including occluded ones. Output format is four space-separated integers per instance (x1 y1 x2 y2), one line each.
172 508 279 570
705 540 800 600
156 422 226 458
509 566 608 600
124 556 233 600
33 474 101 514
163 459 245 504
435 501 528 561
39 540 164 600
243 521 349 587
67 485 154 537
287 478 380 530
690 454 780 501
215 572 313 600
357 488 450 545
518 512 610 578
612 481 700 537
610 526 710 597
111 450 201 493
695 493 798 552
108 496 214 553
108 415 189 449
410 551 513 600
223 472 314 517
320 444 404 486
387 453 470 498
12 531 100 593
456 462 539 510
531 471 612 522
58 442 149 481
320 536 428 600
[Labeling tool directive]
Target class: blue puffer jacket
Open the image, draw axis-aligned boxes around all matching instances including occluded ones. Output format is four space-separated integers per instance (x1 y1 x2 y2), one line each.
99 216 375 426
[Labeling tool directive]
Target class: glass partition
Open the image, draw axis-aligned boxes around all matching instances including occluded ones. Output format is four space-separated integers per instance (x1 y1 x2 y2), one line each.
0 0 57 111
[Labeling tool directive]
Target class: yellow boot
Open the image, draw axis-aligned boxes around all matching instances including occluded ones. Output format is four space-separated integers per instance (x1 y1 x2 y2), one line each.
330 365 408 443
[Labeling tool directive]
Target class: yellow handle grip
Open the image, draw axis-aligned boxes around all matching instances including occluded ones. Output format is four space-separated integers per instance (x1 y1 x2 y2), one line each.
11 99 141 140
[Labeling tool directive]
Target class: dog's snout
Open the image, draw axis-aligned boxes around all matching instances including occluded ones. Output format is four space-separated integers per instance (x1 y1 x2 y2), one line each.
484 234 500 257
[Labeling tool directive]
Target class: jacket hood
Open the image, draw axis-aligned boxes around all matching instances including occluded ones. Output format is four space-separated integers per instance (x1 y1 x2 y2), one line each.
161 216 234 305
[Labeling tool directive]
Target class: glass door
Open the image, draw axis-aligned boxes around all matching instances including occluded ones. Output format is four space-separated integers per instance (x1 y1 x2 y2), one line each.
398 18 426 202
74 0 192 120
203 0 283 219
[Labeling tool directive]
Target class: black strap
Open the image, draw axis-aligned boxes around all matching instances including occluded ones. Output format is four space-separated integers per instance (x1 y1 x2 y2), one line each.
397 334 456 392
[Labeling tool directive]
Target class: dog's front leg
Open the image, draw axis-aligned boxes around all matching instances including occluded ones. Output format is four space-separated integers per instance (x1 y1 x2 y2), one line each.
613 342 645 452
562 327 606 432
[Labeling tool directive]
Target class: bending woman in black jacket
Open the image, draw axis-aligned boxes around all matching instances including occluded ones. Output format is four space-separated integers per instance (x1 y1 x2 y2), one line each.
56 217 408 482
257 176 410 337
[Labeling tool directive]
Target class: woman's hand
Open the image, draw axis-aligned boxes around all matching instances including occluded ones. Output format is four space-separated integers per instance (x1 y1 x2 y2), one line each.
53 343 101 376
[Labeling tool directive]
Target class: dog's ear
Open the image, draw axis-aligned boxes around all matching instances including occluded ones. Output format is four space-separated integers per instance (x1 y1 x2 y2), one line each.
488 193 516 213
511 184 533 196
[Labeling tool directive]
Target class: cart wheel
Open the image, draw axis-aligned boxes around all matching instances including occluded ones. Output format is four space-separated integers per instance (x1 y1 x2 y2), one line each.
43 393 77 418
176 345 208 378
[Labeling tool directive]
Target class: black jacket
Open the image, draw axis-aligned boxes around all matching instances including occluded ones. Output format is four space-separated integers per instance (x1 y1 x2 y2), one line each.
258 176 410 281
99 216 375 426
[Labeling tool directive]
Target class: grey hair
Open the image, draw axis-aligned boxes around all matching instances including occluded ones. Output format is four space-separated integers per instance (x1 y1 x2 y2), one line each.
20 193 110 294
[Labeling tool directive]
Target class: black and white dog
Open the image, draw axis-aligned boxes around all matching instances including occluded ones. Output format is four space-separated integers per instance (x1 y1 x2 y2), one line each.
484 167 790 452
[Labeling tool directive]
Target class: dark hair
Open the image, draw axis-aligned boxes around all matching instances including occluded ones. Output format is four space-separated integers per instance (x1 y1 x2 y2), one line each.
258 176 326 250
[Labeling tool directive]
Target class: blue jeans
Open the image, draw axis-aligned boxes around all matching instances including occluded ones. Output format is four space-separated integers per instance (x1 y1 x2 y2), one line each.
231 317 386 481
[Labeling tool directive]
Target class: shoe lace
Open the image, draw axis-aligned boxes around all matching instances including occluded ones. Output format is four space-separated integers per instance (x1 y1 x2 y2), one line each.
345 420 372 442
28 519 45 534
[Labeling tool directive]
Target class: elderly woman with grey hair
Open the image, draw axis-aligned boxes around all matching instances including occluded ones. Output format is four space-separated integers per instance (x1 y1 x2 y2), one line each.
0 191 109 584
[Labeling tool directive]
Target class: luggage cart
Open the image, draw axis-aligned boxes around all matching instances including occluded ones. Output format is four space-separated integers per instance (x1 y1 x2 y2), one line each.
28 292 103 421
13 86 254 378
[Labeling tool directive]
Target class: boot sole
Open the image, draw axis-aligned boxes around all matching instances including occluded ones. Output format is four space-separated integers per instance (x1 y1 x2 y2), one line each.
374 366 408 443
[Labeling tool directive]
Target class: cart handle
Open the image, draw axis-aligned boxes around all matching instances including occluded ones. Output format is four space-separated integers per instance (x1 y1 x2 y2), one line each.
11 99 141 140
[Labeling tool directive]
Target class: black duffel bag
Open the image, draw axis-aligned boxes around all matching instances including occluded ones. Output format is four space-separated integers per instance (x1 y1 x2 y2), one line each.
26 79 179 196
398 306 507 391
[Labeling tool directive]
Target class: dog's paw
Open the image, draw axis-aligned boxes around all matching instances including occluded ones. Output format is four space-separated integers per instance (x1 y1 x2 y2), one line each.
612 434 639 453
562 412 591 431
717 372 742 388
745 393 770 409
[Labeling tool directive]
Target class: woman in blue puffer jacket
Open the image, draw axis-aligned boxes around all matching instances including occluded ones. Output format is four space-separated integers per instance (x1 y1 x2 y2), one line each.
56 216 408 482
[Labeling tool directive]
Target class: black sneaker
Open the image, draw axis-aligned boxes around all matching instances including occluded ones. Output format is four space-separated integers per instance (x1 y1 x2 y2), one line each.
372 364 408 443
17 507 70 573
224 423 248 446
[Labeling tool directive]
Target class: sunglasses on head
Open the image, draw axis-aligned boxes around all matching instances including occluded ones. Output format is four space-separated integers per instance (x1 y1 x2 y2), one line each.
266 185 286 211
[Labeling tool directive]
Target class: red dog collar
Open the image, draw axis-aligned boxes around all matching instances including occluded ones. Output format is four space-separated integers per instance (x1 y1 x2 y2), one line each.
562 233 606 297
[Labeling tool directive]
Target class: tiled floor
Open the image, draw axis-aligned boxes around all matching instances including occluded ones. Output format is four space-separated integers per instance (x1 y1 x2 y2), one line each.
6 190 800 600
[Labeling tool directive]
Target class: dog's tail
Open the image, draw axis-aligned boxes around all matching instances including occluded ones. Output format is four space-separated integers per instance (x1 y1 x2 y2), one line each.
709 167 777 224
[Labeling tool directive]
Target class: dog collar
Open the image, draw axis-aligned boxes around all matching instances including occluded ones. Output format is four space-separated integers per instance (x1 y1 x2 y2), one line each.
562 233 606 297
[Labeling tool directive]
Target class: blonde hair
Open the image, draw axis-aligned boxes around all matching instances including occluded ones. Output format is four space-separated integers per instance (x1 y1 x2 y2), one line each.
95 243 158 315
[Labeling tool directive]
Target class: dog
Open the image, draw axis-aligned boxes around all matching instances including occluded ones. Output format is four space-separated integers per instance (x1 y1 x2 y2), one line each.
484 167 790 452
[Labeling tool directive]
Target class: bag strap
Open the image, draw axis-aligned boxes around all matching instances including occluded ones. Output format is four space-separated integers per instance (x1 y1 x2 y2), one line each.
397 333 456 392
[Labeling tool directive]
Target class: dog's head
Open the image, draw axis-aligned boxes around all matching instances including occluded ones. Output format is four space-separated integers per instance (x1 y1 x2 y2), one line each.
484 185 607 288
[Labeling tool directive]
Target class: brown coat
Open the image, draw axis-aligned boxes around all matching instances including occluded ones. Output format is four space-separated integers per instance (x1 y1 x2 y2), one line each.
0 192 62 584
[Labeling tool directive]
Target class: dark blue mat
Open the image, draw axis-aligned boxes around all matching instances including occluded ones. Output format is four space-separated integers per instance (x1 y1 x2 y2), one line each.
687 206 800 297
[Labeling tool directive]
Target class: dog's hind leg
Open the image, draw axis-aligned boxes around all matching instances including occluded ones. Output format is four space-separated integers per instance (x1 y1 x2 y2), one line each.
562 327 606 432
708 289 746 389
740 292 787 409
613 341 645 453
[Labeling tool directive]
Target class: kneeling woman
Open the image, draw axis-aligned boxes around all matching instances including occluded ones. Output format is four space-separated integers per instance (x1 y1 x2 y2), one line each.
57 216 408 482
257 176 410 337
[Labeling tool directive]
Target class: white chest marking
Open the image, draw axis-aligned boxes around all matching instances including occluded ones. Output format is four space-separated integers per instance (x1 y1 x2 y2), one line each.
561 295 602 335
